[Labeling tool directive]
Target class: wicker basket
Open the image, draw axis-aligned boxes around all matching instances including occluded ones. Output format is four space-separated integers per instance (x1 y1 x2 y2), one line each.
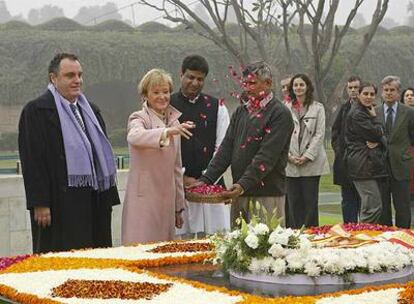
185 191 228 204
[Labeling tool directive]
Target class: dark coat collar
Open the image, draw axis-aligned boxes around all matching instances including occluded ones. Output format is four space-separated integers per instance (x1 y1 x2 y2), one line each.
36 90 57 109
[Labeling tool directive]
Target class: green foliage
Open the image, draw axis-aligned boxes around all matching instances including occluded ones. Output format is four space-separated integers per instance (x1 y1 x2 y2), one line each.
108 128 127 147
35 17 85 31
0 27 236 133
247 200 281 230
137 21 173 33
0 20 31 30
92 20 134 32
356 25 389 35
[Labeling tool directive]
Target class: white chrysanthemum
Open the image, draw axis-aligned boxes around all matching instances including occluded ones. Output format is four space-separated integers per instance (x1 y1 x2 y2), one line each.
299 235 312 249
268 243 285 258
244 233 259 249
268 227 296 246
271 258 286 276
268 231 289 246
253 223 269 235
304 261 321 277
248 258 262 274
350 251 368 269
260 257 274 273
284 228 295 237
319 251 344 274
285 251 304 270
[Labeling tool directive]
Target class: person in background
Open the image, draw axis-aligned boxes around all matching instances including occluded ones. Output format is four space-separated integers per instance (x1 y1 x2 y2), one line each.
18 53 120 253
171 55 230 237
122 69 194 244
280 76 292 102
285 74 330 228
331 76 362 223
280 75 292 226
401 87 414 226
401 87 414 107
377 76 414 228
190 61 293 227
345 82 387 223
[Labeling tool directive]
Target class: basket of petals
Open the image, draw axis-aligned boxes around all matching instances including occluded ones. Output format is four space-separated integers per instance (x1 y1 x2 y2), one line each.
185 184 228 203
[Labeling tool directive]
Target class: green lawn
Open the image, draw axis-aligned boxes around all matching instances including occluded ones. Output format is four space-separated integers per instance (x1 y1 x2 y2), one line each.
319 146 340 193
319 203 343 225
319 214 343 225
319 204 342 214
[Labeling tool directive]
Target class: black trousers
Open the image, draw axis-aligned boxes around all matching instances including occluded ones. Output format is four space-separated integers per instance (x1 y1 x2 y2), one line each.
340 182 360 223
287 176 320 229
31 188 113 253
379 177 411 228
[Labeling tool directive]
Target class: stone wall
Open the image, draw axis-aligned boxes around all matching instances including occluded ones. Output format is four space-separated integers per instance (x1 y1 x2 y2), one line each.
0 104 22 135
0 170 128 257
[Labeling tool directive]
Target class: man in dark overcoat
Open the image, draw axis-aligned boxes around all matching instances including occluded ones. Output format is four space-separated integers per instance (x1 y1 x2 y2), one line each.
331 76 361 223
18 53 120 253
376 75 414 228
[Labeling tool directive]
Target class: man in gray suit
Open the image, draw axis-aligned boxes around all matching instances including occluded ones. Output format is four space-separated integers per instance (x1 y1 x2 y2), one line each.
377 75 414 228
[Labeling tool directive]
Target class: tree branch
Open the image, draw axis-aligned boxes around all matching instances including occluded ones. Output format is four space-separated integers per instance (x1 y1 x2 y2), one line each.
327 0 389 108
321 0 364 79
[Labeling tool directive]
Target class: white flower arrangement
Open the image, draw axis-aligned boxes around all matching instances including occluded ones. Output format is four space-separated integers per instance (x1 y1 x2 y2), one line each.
212 206 414 278
244 233 259 249
252 223 270 235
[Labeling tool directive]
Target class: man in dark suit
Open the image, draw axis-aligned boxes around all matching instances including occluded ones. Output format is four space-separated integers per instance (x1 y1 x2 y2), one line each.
331 76 361 223
18 53 120 253
377 75 414 228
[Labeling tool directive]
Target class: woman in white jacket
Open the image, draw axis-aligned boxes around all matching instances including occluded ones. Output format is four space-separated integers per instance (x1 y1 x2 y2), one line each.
285 74 330 228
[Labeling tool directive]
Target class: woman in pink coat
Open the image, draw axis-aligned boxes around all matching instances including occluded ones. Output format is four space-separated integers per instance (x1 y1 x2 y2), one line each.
122 69 194 244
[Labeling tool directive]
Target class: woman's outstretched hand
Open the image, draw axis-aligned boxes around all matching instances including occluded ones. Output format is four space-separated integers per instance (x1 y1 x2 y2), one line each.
167 121 195 139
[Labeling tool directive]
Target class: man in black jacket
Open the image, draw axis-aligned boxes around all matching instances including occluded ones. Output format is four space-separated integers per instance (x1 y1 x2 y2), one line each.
194 61 294 226
331 76 361 223
171 55 230 236
18 53 120 253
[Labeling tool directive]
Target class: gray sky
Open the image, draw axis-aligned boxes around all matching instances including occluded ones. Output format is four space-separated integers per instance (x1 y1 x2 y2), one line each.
4 0 411 26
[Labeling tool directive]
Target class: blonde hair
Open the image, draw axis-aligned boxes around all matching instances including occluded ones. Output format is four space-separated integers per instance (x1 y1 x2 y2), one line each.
138 69 173 98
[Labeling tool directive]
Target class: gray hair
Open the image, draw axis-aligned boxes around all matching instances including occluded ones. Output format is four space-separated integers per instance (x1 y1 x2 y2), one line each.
381 75 401 90
242 61 273 81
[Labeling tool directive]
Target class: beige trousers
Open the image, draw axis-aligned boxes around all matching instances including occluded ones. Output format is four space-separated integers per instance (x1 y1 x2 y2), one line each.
230 196 286 228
